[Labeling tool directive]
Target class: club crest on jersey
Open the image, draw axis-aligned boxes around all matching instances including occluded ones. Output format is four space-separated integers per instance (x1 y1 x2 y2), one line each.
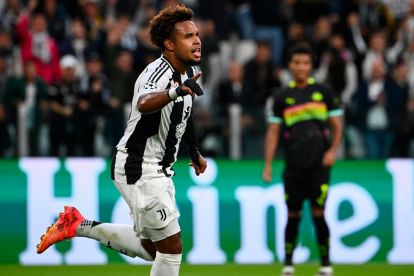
144 82 158 90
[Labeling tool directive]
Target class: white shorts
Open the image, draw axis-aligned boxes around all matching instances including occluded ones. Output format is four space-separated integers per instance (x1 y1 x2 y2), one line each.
113 163 181 242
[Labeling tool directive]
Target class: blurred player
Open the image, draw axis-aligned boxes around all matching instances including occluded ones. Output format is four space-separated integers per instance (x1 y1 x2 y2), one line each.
263 44 343 276
37 5 206 276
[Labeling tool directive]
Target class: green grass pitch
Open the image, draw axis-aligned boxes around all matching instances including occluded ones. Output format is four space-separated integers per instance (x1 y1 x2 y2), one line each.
1 264 414 276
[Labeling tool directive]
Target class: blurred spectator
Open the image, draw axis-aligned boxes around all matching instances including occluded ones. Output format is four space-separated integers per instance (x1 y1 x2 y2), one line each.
356 59 393 159
217 61 245 117
402 40 414 94
132 0 157 29
42 0 67 43
104 49 136 148
72 0 107 58
394 3 414 87
317 36 357 99
358 0 395 38
192 107 222 157
242 40 280 157
0 0 22 41
316 33 358 107
78 52 111 156
8 61 47 156
82 0 105 42
362 30 388 80
136 19 160 73
198 19 220 91
316 33 359 158
230 0 254 39
15 11 61 84
310 16 332 67
248 0 286 65
216 61 246 156
346 11 368 58
47 55 78 156
0 54 11 156
404 1 414 43
383 0 410 23
0 30 20 76
109 14 138 53
282 22 306 67
384 18 409 66
59 18 90 77
385 59 412 157
192 20 222 154
103 0 119 24
243 40 280 108
345 6 395 68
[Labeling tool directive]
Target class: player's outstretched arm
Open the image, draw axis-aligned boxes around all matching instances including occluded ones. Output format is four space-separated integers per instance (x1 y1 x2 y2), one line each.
138 72 202 113
137 90 172 114
263 123 281 183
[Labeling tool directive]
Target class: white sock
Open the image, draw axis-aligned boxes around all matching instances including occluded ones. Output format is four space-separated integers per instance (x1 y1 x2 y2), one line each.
76 220 153 261
150 252 182 276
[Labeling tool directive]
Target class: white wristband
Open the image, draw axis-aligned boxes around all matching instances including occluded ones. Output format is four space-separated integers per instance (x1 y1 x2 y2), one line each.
168 87 178 100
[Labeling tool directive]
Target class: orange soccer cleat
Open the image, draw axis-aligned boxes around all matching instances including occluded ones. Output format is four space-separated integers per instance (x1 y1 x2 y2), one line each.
36 206 85 254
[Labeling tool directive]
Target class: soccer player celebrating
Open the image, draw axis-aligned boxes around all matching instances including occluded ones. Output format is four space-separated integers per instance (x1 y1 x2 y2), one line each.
263 44 343 276
37 5 207 276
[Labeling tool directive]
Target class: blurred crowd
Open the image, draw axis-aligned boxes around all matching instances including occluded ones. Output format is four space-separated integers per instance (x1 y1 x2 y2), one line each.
1 0 414 159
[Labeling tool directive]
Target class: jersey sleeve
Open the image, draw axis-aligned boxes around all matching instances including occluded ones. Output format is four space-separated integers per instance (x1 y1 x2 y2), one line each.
323 85 343 117
267 91 284 124
138 64 173 98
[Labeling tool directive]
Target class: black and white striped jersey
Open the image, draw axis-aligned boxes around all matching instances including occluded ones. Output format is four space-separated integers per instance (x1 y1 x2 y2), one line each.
111 55 198 184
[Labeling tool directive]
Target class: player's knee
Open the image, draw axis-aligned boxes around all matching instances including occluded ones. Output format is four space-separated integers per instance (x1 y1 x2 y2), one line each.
161 233 182 254
167 233 182 254
170 237 182 254
141 239 156 260
154 232 182 254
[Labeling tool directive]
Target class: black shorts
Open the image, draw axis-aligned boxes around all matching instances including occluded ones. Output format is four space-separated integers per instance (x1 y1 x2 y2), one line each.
283 166 331 211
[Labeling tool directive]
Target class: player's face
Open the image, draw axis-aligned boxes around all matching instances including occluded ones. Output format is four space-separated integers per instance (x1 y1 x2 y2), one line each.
172 21 201 66
289 54 312 82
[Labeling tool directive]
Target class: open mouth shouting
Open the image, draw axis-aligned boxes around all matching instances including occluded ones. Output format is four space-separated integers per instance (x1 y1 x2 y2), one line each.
192 48 201 59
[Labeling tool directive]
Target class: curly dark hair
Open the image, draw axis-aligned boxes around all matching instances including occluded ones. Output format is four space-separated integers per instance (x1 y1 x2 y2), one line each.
149 4 194 49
